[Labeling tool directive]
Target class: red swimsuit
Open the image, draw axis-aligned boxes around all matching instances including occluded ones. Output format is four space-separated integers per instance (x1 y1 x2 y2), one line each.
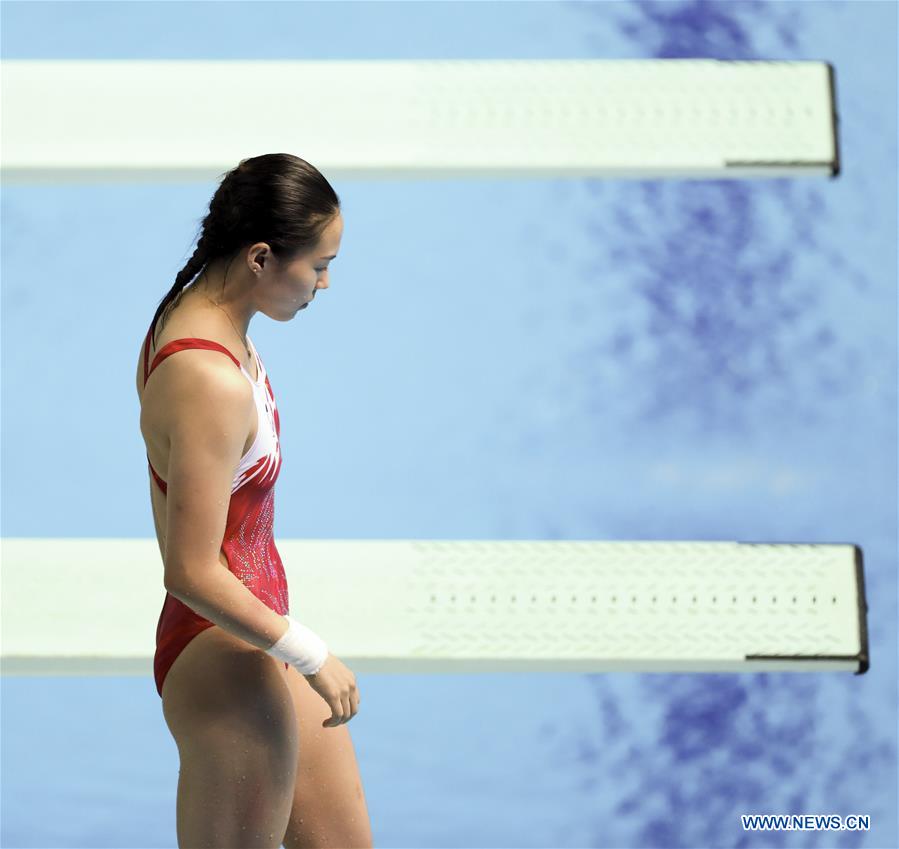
142 320 290 697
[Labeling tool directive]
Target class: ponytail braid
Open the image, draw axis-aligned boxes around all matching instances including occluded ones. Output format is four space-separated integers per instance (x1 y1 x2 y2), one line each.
148 231 216 347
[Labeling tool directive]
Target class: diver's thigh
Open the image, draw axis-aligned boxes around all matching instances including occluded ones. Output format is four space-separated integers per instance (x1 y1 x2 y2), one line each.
161 626 299 848
162 625 292 734
282 665 373 849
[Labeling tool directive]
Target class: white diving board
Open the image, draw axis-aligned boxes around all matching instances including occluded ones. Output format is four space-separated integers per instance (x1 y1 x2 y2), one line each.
1 59 839 182
0 539 868 677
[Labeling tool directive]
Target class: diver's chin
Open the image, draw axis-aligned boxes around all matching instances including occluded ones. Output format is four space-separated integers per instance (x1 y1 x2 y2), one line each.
286 296 312 316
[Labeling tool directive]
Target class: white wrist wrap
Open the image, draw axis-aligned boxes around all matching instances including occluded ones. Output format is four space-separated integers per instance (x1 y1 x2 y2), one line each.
266 615 329 675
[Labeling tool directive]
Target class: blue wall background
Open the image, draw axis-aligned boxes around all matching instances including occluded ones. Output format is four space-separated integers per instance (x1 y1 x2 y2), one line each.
1 1 896 847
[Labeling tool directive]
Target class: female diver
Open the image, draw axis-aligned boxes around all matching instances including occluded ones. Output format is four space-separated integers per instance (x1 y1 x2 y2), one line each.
136 152 372 848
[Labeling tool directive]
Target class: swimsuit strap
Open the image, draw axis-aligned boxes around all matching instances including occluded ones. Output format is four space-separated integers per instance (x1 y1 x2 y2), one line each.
142 322 242 388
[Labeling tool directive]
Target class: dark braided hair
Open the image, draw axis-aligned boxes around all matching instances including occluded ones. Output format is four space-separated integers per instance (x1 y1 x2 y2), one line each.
149 153 340 346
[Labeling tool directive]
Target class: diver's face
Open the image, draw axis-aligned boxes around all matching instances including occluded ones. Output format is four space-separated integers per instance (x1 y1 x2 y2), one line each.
267 212 344 318
257 214 343 321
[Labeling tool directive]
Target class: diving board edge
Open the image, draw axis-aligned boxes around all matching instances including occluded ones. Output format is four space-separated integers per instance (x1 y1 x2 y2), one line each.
737 541 868 675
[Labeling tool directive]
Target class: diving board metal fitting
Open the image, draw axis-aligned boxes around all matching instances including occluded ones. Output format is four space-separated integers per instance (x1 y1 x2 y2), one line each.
0 539 868 677
0 59 839 182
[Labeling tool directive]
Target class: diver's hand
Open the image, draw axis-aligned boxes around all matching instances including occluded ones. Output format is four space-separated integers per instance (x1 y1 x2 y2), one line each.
303 654 360 727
